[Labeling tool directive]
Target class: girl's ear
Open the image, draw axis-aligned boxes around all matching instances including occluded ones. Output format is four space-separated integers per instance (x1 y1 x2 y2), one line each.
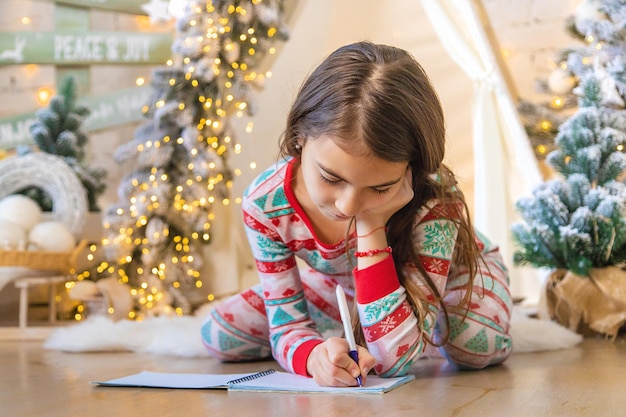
295 137 304 153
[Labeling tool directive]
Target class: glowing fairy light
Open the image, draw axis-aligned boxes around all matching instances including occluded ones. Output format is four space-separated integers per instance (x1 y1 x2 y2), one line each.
36 87 53 106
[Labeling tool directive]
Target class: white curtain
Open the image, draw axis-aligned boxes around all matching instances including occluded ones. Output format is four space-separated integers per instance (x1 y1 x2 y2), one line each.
420 0 544 300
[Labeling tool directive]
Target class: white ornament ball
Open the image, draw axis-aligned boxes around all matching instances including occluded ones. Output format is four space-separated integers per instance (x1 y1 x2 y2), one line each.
0 219 27 249
575 0 604 25
0 195 42 231
548 68 576 94
29 221 76 252
145 217 168 245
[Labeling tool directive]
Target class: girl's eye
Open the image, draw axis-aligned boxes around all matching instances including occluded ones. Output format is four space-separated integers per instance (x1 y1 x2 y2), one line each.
372 187 391 195
320 175 340 186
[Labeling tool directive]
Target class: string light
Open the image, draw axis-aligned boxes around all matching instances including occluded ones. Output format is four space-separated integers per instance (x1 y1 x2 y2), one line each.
551 97 563 108
36 87 53 106
23 64 39 77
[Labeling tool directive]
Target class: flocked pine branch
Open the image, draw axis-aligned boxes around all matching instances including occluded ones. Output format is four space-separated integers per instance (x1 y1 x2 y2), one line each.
20 76 106 211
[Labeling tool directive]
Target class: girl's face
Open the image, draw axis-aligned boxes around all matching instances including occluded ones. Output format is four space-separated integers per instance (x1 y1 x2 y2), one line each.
298 134 408 221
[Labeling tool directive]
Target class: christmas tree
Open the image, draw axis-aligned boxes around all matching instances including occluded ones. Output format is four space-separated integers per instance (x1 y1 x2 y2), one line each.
90 0 289 317
511 73 626 277
519 0 626 160
19 76 106 211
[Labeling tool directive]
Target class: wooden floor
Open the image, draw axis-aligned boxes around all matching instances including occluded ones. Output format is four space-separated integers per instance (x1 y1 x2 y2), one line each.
2 336 625 417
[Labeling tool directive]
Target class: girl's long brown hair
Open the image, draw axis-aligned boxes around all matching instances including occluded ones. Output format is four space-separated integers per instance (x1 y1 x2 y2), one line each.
279 41 482 347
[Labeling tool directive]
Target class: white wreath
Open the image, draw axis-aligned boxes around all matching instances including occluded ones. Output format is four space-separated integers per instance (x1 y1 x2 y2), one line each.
0 153 88 238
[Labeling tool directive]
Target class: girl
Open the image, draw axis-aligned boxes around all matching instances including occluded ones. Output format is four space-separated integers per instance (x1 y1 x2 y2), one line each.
201 41 512 387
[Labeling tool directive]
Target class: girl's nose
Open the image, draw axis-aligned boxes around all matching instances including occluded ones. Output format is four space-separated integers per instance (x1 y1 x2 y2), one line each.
335 191 361 218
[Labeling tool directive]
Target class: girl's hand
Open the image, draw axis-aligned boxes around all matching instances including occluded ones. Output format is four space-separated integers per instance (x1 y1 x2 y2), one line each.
356 167 413 231
306 337 376 387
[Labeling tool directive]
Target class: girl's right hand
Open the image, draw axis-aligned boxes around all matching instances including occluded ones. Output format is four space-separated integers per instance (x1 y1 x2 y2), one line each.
356 167 413 232
306 337 376 387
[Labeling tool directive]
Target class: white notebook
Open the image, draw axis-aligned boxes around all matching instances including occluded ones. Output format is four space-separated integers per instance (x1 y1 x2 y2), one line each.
93 369 414 394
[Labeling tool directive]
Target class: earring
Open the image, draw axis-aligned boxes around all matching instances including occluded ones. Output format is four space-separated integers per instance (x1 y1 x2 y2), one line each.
294 143 302 153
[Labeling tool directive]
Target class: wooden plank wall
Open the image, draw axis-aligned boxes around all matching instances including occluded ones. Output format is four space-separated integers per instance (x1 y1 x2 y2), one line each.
0 0 172 211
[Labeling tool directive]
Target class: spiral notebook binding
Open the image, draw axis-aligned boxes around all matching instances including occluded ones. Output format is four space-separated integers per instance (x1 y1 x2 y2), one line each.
226 369 276 385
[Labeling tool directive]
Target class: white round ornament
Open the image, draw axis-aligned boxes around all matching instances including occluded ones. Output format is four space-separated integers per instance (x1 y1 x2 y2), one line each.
548 68 576 94
574 0 604 21
575 0 604 26
29 221 76 252
0 195 42 231
145 217 168 245
0 219 27 249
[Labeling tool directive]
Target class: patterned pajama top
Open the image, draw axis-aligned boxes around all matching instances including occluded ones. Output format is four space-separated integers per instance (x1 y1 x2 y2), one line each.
201 157 513 377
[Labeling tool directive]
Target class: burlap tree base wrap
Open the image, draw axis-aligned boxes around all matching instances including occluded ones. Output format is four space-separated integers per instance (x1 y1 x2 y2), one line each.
546 267 626 338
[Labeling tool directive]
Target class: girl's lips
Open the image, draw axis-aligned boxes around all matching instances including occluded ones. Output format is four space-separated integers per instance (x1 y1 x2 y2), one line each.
329 211 351 221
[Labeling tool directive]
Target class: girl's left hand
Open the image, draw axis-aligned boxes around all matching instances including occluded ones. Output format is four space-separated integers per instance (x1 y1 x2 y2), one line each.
306 337 376 387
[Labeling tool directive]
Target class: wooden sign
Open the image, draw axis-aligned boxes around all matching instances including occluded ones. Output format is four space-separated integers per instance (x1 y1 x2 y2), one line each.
0 31 172 65
0 114 38 150
82 86 151 131
54 0 149 14
0 86 151 149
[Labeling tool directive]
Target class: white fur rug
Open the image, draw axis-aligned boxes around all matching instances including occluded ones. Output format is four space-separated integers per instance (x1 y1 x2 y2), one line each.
44 305 583 357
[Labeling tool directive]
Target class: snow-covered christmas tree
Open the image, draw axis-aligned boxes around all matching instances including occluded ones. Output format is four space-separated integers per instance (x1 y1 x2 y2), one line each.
512 75 626 276
512 65 626 337
19 76 106 212
519 0 626 161
84 0 289 318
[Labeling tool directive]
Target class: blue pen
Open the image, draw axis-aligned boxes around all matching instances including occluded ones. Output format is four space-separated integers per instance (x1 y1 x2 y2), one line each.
335 284 363 387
